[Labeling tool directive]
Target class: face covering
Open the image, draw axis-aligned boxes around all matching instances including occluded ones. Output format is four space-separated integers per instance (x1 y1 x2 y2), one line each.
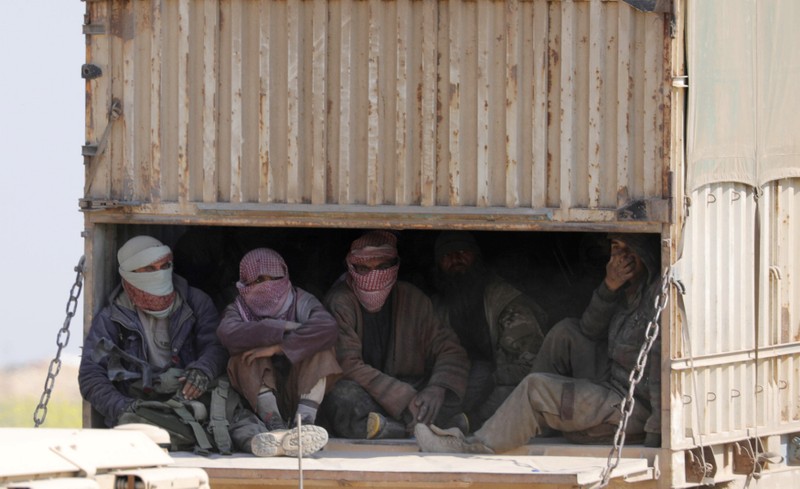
117 236 176 317
235 248 294 320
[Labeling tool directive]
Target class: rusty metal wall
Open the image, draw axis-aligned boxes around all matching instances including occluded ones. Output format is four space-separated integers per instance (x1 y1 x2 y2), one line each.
84 0 669 221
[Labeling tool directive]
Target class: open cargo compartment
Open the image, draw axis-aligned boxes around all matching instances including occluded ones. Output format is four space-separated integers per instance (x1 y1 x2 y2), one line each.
82 222 665 489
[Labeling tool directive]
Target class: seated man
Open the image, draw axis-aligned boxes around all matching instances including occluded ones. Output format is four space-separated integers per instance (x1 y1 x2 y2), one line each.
79 235 295 457
321 231 469 439
217 247 342 456
416 233 663 452
432 231 547 432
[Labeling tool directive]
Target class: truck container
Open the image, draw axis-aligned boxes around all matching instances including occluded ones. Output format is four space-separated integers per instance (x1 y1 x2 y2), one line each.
79 0 800 487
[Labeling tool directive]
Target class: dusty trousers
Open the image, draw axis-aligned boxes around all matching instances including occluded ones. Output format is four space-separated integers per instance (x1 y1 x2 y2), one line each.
473 318 649 452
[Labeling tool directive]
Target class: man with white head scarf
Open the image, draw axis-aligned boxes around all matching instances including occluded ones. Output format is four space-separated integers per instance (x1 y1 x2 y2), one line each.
217 248 341 457
321 231 469 440
80 235 226 417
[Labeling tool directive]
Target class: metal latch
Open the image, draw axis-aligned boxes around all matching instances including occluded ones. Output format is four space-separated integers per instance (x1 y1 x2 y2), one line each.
733 439 784 478
685 446 716 485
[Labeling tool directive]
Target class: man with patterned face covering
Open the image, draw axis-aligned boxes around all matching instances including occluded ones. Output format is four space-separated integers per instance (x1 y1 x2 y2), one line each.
321 231 469 439
217 248 341 457
79 235 228 428
416 233 663 453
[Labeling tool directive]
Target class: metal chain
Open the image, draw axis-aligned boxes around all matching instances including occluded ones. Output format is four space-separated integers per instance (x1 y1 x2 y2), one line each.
33 255 86 427
599 267 672 487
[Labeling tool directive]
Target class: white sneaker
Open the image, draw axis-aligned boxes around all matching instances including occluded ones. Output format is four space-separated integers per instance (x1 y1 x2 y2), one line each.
252 425 328 457
414 423 493 454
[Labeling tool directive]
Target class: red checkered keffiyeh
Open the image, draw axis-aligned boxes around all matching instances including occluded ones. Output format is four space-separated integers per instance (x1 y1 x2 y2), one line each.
346 231 399 312
235 248 294 320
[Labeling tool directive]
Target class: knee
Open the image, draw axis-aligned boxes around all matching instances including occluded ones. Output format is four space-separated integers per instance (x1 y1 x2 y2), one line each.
545 318 582 341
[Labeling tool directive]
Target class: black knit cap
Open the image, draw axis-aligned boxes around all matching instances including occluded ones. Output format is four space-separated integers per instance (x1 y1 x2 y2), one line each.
434 231 481 263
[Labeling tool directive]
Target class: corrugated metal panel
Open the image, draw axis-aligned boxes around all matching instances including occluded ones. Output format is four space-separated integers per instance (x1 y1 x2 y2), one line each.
84 0 669 220
672 183 758 448
758 178 800 432
673 179 800 447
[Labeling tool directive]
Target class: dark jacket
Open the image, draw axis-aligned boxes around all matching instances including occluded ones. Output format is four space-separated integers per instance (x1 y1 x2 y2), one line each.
79 274 228 427
324 280 469 418
216 287 339 364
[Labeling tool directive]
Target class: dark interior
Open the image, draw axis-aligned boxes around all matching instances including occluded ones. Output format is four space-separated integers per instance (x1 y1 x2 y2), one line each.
112 226 619 333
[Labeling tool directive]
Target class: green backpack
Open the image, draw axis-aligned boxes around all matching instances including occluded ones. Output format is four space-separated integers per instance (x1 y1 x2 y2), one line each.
119 375 240 455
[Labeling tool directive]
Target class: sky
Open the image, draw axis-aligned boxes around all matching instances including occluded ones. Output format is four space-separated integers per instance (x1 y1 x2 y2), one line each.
0 3 86 367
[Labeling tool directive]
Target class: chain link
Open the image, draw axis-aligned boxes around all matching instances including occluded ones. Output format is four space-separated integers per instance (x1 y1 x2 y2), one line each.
34 256 85 427
599 267 671 487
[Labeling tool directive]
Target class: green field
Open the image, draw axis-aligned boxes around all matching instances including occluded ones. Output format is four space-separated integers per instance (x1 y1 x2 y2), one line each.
1 398 81 428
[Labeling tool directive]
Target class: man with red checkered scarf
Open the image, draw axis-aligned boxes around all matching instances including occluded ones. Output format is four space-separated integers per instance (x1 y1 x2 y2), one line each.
321 231 469 439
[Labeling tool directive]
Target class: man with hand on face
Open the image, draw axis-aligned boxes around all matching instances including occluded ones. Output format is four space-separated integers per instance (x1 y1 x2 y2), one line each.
416 233 663 453
431 231 547 433
321 230 469 439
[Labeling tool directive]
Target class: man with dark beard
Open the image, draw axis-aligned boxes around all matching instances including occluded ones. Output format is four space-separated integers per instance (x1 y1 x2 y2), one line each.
432 231 548 432
416 233 664 453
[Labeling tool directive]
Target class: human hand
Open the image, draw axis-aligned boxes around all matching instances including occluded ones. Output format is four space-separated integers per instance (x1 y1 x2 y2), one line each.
408 385 445 425
118 399 140 422
242 344 283 366
179 369 210 400
604 245 638 291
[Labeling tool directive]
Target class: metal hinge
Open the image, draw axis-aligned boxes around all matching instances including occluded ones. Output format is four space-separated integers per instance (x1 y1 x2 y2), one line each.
672 76 689 88
79 199 140 211
83 23 106 36
81 64 103 80
616 198 671 223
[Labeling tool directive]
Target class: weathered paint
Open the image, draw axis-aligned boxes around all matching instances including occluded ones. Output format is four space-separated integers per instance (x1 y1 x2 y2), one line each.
84 0 670 224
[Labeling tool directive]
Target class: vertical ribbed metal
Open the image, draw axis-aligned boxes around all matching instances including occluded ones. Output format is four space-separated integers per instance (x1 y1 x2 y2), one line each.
759 178 800 431
672 183 759 447
84 0 669 218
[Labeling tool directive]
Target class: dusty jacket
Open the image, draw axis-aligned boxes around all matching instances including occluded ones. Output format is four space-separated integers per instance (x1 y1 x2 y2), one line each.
79 275 228 427
325 280 469 419
434 278 547 386
217 287 338 364
578 280 662 434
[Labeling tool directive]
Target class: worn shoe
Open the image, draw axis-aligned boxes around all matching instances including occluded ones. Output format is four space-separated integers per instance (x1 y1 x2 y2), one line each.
263 411 288 432
440 412 470 435
414 423 493 454
281 425 329 457
251 425 328 457
366 412 408 439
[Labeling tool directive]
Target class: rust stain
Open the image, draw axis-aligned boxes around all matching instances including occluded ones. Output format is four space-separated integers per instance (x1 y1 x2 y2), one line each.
449 82 459 106
109 3 135 40
549 47 559 65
